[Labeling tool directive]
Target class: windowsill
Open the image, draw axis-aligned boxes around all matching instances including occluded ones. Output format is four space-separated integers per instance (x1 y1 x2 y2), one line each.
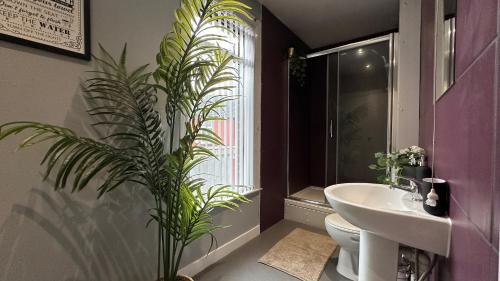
208 187 261 214
240 186 262 197
221 185 262 198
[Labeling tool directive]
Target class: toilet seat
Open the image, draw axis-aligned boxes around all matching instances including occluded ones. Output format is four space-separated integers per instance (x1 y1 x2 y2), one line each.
325 213 360 234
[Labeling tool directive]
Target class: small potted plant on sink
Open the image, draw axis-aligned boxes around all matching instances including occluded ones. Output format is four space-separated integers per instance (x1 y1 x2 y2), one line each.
398 145 426 178
369 146 426 185
0 0 252 280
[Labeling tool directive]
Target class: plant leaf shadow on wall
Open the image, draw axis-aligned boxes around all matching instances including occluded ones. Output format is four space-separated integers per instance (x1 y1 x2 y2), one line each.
0 86 157 281
0 1 253 280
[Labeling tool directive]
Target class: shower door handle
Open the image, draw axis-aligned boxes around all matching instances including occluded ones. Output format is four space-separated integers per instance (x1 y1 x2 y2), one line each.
329 119 334 139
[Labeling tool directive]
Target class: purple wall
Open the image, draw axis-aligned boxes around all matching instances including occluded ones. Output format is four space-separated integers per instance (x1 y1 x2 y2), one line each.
420 0 499 279
260 7 309 231
288 69 311 196
288 45 313 196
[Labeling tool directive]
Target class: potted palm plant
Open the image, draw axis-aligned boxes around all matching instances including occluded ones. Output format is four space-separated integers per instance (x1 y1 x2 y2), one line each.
0 0 252 280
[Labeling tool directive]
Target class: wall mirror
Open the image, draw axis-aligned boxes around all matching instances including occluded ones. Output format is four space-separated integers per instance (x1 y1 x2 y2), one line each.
434 0 457 100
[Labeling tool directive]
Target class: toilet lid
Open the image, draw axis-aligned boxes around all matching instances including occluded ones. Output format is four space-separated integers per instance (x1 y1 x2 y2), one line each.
325 213 360 234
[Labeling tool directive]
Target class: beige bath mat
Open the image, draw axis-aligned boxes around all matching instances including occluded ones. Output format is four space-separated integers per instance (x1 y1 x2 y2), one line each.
259 228 337 281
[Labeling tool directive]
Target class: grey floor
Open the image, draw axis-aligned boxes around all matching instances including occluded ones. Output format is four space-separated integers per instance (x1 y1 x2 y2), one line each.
194 220 351 281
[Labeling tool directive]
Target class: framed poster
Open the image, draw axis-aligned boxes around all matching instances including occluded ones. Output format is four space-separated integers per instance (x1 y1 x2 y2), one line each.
0 0 90 60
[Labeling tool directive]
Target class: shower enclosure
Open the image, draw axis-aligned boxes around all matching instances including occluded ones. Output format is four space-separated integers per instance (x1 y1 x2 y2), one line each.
287 34 398 205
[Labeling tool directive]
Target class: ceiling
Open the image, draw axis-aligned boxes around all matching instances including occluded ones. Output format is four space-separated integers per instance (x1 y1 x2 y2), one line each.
258 0 400 49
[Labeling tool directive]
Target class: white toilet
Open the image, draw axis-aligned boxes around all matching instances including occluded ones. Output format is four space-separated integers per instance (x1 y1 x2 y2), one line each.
325 213 361 281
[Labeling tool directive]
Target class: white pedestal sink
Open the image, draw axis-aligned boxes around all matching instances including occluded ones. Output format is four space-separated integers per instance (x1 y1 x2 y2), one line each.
325 183 452 281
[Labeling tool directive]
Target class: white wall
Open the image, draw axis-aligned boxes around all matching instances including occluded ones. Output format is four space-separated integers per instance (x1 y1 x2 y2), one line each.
393 0 422 150
253 16 262 192
0 1 260 280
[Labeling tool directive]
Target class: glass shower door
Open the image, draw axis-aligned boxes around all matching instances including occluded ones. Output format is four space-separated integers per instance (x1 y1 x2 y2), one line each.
287 35 395 205
335 41 390 183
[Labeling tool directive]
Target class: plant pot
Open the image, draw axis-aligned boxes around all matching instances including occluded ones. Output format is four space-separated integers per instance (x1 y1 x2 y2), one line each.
157 275 193 281
401 166 417 178
177 275 194 281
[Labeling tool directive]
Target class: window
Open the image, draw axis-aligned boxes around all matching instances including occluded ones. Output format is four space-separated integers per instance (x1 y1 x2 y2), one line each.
189 19 255 194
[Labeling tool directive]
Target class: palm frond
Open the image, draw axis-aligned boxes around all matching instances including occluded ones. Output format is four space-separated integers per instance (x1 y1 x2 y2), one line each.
154 0 251 125
0 0 253 280
85 45 166 192
183 184 249 245
0 122 138 196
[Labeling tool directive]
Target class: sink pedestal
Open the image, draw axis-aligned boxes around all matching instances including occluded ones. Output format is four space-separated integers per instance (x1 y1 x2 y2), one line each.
359 231 399 281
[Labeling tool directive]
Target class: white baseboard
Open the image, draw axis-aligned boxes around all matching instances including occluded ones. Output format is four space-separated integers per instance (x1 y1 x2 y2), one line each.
178 225 260 277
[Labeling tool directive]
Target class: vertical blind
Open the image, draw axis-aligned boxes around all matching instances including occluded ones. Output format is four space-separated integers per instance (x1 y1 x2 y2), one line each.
190 18 255 194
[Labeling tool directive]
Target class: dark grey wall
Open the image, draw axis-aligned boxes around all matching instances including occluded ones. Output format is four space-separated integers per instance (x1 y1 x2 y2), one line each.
307 56 328 187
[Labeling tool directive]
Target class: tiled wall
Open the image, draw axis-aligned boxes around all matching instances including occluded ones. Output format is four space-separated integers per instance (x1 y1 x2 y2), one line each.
420 0 500 279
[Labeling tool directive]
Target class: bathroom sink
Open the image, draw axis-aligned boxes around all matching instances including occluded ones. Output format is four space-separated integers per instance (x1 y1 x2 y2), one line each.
325 183 452 281
324 183 451 255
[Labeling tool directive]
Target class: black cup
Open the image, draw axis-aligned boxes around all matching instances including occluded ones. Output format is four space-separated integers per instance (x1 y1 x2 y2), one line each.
421 178 449 217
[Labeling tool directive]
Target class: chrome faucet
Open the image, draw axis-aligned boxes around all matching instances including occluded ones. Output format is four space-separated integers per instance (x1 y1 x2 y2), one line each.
390 176 423 201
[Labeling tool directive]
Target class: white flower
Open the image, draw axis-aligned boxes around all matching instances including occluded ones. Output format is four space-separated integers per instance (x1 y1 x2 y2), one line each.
399 148 409 154
409 154 417 165
410 145 425 154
